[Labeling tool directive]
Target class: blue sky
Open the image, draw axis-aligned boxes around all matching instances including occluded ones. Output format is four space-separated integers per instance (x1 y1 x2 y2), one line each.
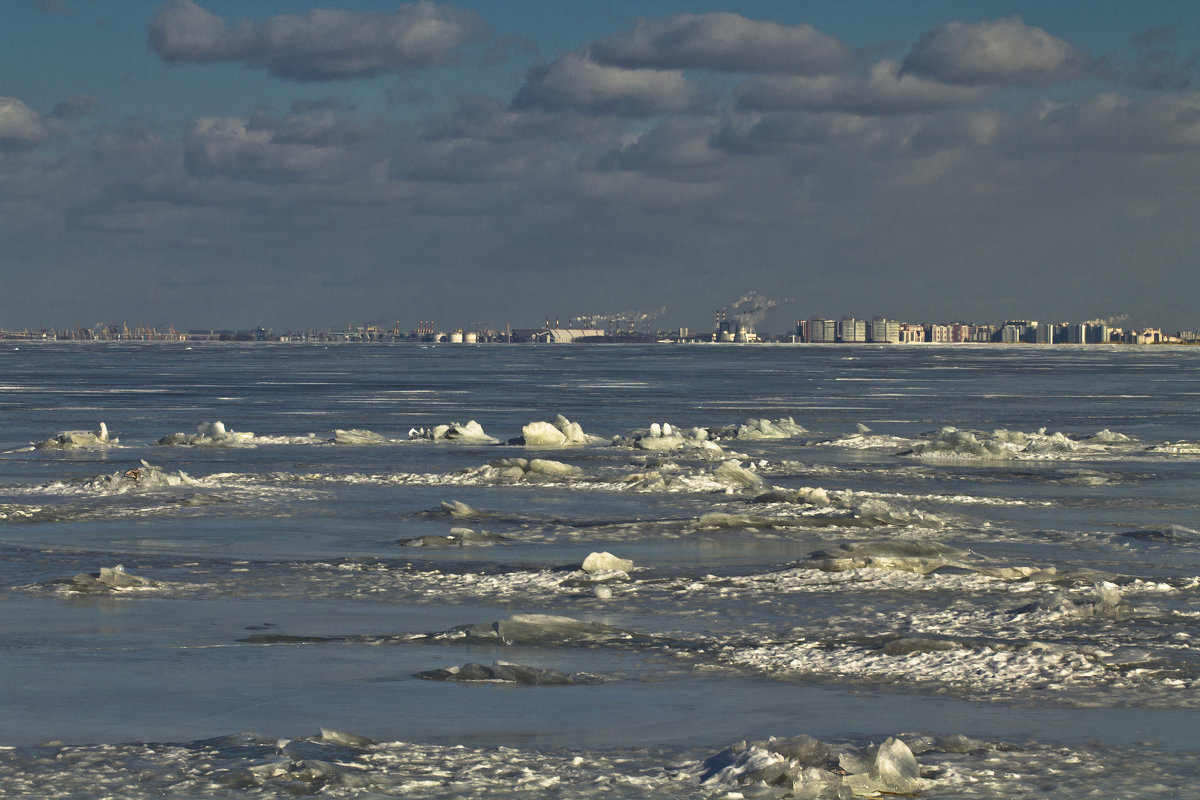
3 1 1199 332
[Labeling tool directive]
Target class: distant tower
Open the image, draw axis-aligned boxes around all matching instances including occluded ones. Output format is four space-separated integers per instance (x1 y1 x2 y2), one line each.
715 309 728 335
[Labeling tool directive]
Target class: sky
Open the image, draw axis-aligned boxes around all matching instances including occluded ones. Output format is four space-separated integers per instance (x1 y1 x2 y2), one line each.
3 0 1200 334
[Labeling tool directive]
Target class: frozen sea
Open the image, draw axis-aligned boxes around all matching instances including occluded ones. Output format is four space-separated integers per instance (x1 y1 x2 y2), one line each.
1 341 1199 798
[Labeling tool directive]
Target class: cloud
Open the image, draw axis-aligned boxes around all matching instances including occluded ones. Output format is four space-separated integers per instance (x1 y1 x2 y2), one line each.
51 95 98 120
589 12 853 74
602 116 725 177
0 97 49 149
513 51 704 116
183 110 379 182
902 16 1089 86
1010 92 1200 155
10 5 1200 332
149 0 489 81
1122 25 1196 91
421 94 621 143
392 136 559 185
711 109 887 156
736 59 986 114
395 96 623 185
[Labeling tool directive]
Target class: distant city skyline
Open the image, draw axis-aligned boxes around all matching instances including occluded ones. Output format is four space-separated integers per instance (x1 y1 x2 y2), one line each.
3 2 1200 331
2 307 1189 346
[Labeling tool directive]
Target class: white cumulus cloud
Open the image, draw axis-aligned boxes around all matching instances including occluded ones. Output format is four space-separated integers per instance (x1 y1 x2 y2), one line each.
736 60 986 114
514 51 705 117
590 13 853 74
0 97 49 148
149 0 488 81
902 16 1089 87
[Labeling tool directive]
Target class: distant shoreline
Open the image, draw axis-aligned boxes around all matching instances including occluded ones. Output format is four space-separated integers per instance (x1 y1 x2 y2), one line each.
1 337 1194 347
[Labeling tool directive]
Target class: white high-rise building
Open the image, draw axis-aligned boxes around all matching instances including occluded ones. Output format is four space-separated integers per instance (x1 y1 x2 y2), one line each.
838 317 866 343
869 318 900 343
808 318 837 343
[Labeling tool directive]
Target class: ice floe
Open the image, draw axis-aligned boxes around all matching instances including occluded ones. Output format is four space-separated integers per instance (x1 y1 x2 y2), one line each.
720 633 1186 704
332 428 402 445
801 541 974 574
398 527 507 547
459 457 583 483
408 420 499 444
510 415 603 447
439 499 486 519
900 427 1070 459
581 551 634 574
48 564 164 593
35 422 117 450
808 423 1172 462
1145 440 1200 455
899 426 1158 461
3 729 1198 799
612 422 723 454
420 613 636 646
811 428 914 451
750 486 948 529
698 734 928 797
1008 581 1126 621
157 421 255 447
1121 524 1200 542
706 417 807 441
83 460 198 494
415 661 599 685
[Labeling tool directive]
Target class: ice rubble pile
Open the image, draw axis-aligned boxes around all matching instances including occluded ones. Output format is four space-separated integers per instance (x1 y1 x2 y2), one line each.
711 459 768 490
802 541 975 575
750 486 944 528
397 527 506 547
460 457 583 483
799 541 1105 582
706 417 807 440
55 564 161 593
722 619 1162 700
901 426 1142 460
438 499 487 519
430 613 634 645
695 511 796 530
1086 429 1134 444
1122 524 1200 542
1144 439 1200 454
581 551 634 574
615 458 767 493
156 421 254 447
210 732 376 793
512 415 603 447
332 429 398 445
415 660 598 685
35 422 117 450
811 423 914 451
407 420 498 444
1009 581 1125 621
560 551 636 598
613 422 721 454
83 460 197 493
698 734 928 798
